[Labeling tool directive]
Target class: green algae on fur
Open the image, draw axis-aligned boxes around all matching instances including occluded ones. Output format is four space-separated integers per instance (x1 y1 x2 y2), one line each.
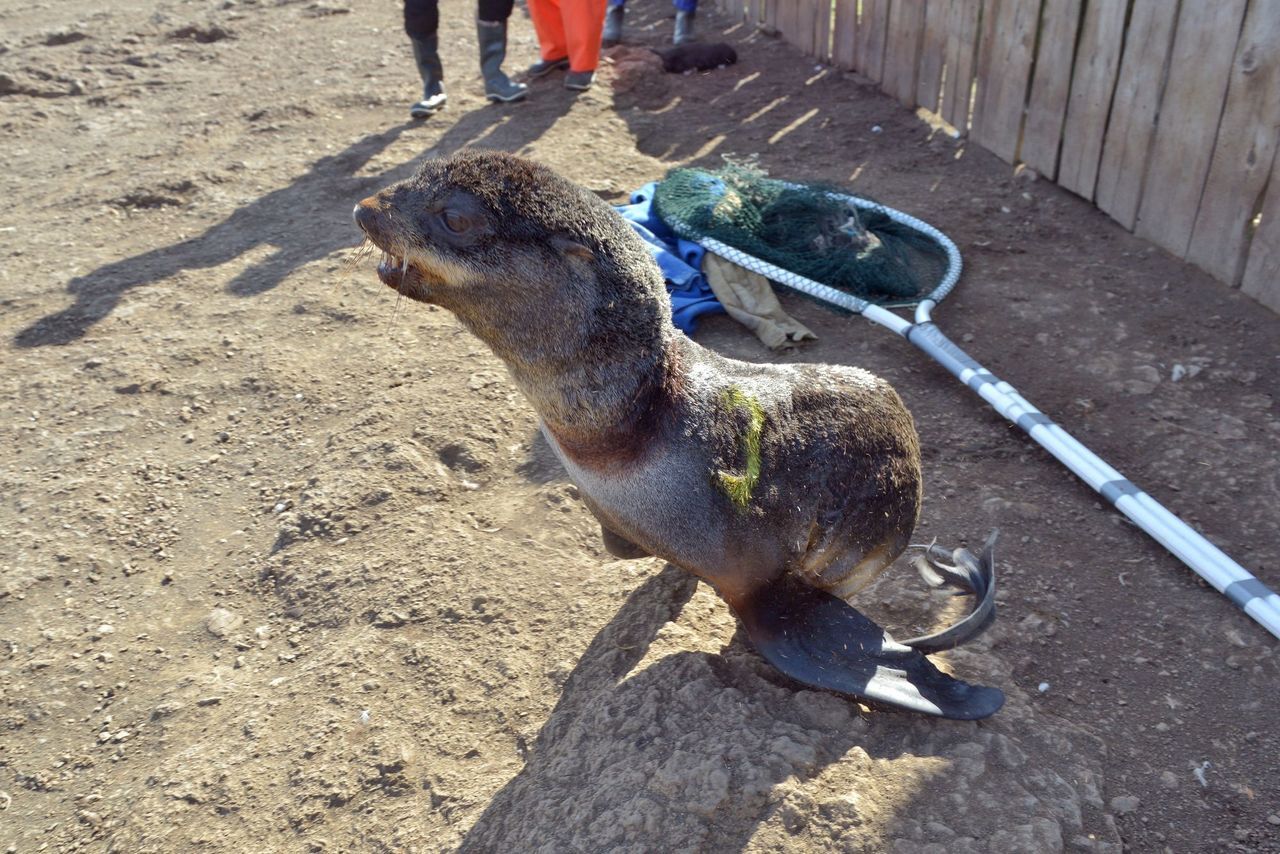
716 387 765 509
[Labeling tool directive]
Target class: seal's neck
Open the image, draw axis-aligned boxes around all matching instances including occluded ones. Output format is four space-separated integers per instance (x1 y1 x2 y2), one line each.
454 299 679 466
510 326 677 448
433 247 682 465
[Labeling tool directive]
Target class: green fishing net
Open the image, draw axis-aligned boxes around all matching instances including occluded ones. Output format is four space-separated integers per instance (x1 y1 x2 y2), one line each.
652 163 948 305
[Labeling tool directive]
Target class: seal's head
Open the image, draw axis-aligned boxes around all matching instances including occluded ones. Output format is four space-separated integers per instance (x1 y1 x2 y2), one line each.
353 150 677 429
353 150 669 347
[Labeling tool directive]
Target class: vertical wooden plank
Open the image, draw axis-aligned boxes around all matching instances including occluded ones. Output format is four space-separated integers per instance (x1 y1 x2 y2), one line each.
1020 0 1082 180
971 0 1039 163
1187 3 1280 285
784 0 802 50
1241 154 1280 311
968 0 1002 139
1056 0 1127 199
796 0 818 56
916 0 951 112
1094 0 1179 229
833 0 858 67
856 0 891 82
748 0 762 26
815 0 832 62
785 0 803 52
765 0 778 36
1135 1 1248 258
778 0 795 44
883 0 927 105
783 0 803 48
940 0 981 130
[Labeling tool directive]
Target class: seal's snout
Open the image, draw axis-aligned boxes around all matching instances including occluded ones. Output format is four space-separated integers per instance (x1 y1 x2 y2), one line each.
353 196 407 290
353 196 383 240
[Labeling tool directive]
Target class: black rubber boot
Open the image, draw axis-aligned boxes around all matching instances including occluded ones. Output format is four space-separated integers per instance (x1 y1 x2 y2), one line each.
603 4 625 47
477 19 528 103
409 34 447 118
564 70 595 91
525 57 570 78
673 9 696 45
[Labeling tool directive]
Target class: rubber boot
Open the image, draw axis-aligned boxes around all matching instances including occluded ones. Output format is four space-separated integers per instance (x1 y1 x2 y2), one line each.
477 19 528 103
673 10 696 45
602 4 625 47
564 70 595 91
409 35 447 118
526 57 570 78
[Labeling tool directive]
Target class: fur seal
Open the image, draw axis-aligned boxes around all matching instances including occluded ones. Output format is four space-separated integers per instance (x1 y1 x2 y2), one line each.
353 150 1003 719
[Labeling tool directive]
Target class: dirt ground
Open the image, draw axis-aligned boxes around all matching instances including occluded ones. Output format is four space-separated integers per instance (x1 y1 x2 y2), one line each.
2 0 1279 851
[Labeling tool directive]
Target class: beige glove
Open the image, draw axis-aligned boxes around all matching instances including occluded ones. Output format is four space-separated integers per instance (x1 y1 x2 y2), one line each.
702 253 817 350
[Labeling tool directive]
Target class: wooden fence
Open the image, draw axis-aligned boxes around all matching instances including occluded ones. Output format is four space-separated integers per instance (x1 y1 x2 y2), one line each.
714 0 1280 312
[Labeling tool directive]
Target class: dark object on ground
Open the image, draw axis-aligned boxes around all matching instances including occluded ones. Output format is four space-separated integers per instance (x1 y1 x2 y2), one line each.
655 42 736 73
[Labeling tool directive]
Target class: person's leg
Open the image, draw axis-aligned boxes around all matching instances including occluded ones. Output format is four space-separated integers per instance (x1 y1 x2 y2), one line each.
672 0 697 44
562 0 607 88
602 0 625 47
526 0 571 73
404 0 439 40
477 0 528 102
404 0 447 117
478 0 514 22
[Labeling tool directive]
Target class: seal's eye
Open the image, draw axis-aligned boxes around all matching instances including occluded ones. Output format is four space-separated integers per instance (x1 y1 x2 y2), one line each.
441 210 471 234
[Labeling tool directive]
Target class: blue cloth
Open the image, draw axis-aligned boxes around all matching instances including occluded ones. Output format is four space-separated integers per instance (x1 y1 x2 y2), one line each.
609 0 697 11
616 183 723 334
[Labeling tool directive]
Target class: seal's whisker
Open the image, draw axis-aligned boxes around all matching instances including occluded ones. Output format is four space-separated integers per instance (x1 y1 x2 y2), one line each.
385 254 406 336
387 289 405 336
340 238 377 276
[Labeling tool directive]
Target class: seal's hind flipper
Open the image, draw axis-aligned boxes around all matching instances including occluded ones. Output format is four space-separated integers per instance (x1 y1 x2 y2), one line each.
903 530 998 654
730 575 1004 720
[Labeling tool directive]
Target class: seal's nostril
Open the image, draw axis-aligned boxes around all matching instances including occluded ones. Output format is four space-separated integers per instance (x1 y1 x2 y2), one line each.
353 200 378 234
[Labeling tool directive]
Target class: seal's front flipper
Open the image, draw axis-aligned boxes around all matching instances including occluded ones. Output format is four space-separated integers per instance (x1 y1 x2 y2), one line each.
730 575 1004 720
601 526 651 560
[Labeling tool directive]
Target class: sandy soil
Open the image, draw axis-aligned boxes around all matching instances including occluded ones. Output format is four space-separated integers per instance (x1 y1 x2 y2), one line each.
2 0 1279 851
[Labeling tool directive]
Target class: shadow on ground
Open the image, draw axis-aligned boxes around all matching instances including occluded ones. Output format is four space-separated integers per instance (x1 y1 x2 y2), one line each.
15 93 574 348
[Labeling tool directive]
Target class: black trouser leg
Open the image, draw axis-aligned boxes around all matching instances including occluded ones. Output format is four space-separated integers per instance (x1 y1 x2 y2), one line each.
403 0 439 39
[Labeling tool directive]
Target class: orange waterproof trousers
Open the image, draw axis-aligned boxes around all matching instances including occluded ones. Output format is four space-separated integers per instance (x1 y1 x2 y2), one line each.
527 0 607 72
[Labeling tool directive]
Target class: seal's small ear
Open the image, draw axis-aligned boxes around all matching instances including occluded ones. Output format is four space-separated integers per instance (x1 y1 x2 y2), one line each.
552 236 595 263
